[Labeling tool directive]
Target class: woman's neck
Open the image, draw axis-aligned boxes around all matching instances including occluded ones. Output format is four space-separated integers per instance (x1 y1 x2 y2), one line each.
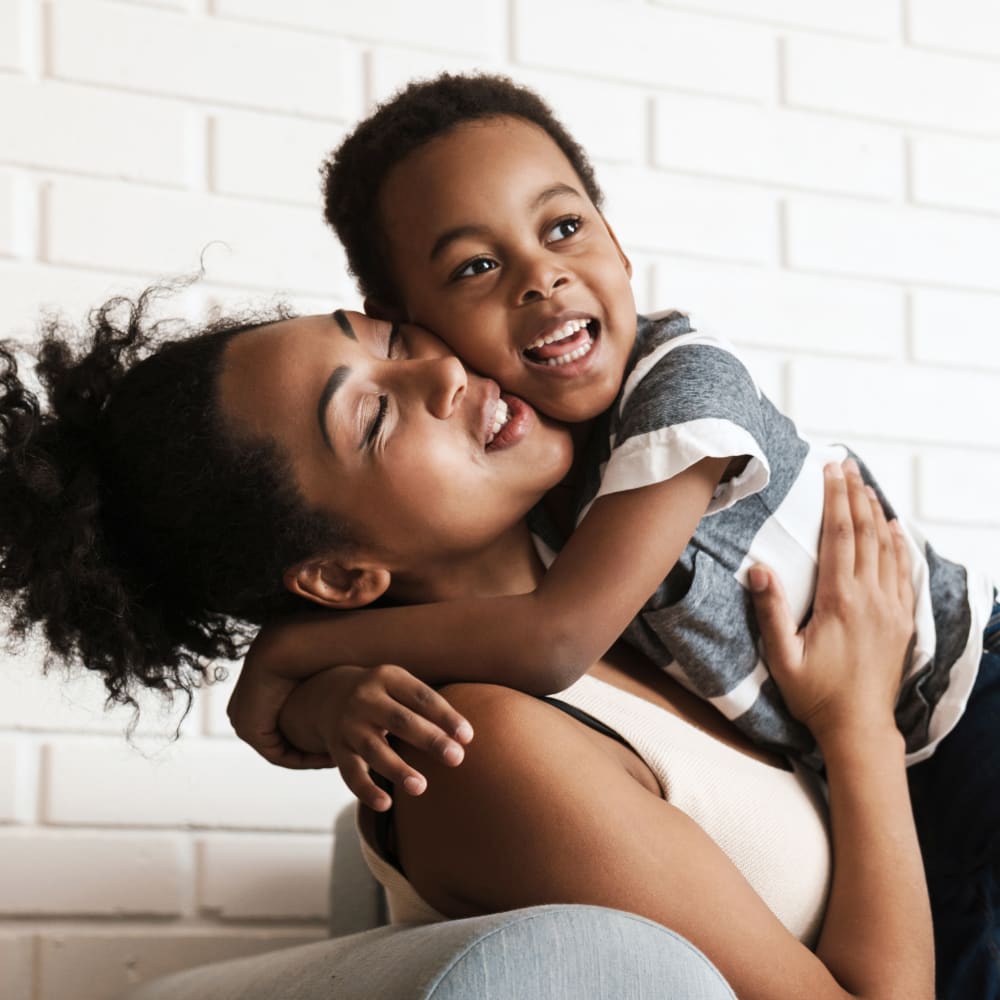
389 522 545 605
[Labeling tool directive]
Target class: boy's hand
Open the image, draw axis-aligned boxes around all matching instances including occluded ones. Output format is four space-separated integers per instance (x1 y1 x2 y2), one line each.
748 459 915 749
279 664 475 812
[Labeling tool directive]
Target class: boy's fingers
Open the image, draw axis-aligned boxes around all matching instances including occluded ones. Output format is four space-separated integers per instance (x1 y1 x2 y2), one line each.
749 565 802 675
368 701 467 766
340 755 393 812
349 733 429 799
390 674 475 745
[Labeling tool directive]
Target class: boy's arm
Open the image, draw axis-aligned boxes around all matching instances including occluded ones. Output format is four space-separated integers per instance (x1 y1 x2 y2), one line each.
248 454 730 695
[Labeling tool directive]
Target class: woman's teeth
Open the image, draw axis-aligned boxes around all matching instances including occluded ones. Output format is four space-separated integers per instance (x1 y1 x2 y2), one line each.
486 398 511 445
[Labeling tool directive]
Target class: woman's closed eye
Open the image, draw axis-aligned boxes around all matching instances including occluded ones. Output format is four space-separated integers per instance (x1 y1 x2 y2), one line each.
361 394 389 451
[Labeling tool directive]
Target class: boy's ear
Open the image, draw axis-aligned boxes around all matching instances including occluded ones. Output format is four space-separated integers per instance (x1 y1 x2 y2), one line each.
599 212 632 278
363 298 405 322
284 554 391 610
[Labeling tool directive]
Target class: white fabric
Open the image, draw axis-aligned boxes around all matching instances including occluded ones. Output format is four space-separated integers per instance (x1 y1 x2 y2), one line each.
358 674 831 945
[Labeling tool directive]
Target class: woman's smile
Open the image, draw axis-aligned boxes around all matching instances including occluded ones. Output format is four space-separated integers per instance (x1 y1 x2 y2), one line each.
218 309 574 577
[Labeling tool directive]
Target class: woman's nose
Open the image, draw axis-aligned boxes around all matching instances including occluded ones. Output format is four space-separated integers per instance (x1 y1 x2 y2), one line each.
415 354 467 419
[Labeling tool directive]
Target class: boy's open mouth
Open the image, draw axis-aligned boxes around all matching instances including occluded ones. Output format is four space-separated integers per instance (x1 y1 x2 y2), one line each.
522 318 599 367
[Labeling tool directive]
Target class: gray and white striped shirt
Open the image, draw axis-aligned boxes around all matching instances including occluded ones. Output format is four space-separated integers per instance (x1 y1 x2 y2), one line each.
532 312 996 765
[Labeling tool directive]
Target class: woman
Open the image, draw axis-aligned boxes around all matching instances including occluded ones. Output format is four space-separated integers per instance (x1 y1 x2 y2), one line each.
0 290 931 999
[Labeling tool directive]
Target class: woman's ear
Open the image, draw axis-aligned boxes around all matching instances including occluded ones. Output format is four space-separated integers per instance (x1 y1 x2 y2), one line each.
599 212 633 278
284 555 391 610
363 298 404 322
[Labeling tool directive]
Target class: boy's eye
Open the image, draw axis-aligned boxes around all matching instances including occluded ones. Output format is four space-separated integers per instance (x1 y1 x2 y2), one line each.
546 216 582 243
453 257 498 280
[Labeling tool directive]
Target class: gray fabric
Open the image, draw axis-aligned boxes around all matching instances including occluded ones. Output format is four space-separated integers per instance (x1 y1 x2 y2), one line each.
120 905 736 1000
546 312 978 763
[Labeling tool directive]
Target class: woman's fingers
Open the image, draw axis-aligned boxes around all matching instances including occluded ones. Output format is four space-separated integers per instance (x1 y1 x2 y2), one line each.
816 462 854 602
867 486 899 596
749 564 803 677
844 459 878 581
892 520 916 615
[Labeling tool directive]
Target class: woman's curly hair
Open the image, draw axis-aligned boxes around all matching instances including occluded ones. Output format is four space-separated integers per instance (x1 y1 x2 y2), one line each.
322 72 604 309
0 283 345 713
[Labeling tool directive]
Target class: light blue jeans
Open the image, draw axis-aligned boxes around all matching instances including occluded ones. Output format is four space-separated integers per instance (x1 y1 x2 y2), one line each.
125 904 737 999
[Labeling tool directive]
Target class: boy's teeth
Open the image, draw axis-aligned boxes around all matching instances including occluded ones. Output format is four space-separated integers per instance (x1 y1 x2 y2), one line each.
539 339 594 366
525 318 589 351
486 398 510 445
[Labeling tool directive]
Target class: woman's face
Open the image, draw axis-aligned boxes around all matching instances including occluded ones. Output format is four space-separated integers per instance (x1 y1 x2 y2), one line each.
217 310 573 579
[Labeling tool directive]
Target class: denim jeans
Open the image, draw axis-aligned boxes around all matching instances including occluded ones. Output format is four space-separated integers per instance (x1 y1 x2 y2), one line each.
908 600 1000 1000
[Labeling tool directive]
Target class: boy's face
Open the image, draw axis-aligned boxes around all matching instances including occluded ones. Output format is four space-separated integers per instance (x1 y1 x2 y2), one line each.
373 115 637 424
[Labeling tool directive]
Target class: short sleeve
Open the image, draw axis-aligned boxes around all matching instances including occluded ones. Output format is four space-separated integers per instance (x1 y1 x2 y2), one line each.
592 331 771 515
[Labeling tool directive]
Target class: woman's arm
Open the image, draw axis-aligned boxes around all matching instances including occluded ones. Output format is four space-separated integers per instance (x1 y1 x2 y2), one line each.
748 460 932 996
389 461 931 1000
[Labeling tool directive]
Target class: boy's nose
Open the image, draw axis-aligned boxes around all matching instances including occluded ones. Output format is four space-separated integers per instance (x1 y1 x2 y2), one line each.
516 256 571 305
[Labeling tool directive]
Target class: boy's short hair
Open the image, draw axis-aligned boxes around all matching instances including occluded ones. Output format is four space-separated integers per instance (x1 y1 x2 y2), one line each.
321 72 604 308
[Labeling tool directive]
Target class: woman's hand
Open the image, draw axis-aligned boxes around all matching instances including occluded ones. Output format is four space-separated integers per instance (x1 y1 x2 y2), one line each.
278 664 474 812
748 459 915 749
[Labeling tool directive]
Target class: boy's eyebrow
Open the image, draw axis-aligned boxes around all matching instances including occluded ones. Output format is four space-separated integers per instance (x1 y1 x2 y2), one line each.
317 365 351 452
532 182 581 209
428 183 583 262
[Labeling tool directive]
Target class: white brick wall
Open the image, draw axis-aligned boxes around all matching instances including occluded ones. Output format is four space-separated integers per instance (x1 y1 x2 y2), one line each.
2 2 999 997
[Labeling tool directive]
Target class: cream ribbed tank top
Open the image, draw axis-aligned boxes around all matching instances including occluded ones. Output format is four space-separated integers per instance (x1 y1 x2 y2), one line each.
359 674 832 944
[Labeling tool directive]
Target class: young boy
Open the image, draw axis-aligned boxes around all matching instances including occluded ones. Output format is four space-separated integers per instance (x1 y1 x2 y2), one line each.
232 73 997 993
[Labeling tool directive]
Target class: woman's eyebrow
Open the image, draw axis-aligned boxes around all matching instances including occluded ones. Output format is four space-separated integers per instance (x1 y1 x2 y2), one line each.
332 310 357 340
317 365 351 452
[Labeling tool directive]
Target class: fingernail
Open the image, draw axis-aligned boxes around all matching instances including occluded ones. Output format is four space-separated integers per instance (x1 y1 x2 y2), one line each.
826 463 844 479
454 721 474 743
443 744 464 765
374 795 391 812
845 458 860 475
748 566 768 593
403 775 425 795
865 485 878 501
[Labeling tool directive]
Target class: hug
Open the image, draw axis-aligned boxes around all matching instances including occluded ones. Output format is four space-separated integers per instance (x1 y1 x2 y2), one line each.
3 73 998 1000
